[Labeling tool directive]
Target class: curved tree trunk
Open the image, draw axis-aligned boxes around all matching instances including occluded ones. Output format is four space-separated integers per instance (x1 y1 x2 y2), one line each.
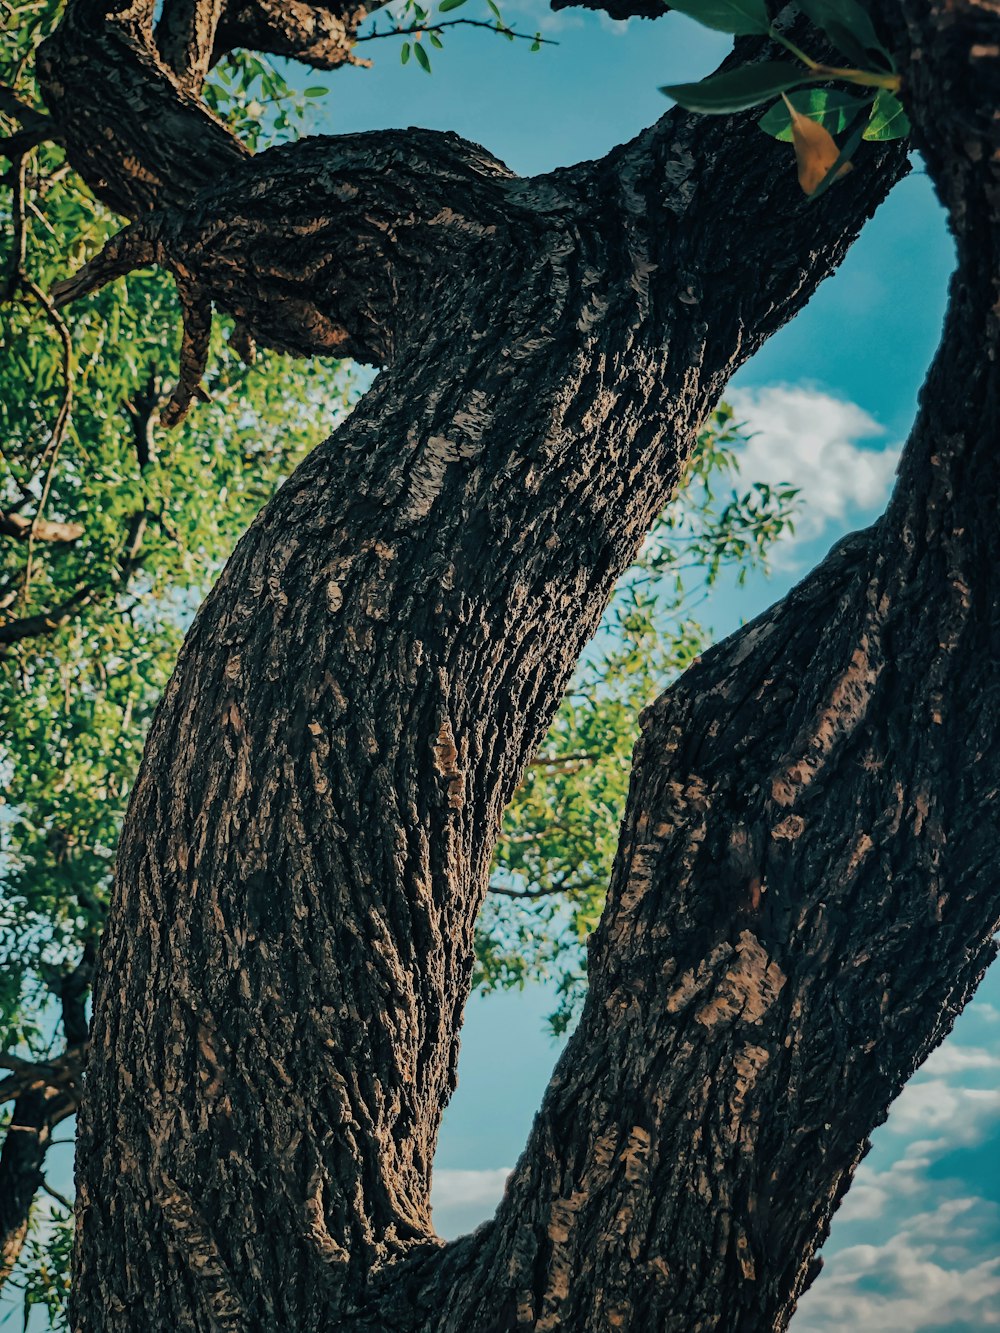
13 0 998 1328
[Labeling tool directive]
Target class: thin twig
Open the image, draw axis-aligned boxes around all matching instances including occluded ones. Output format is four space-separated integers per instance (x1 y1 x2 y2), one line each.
528 751 599 769
355 17 556 46
18 278 75 608
39 1180 74 1212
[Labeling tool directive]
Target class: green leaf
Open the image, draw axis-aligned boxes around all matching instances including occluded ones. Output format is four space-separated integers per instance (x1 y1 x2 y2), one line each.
665 0 771 35
400 41 411 63
759 88 871 141
795 0 891 66
662 63 808 114
429 30 443 46
303 86 328 97
414 41 431 72
438 0 468 9
487 0 502 17
863 88 911 140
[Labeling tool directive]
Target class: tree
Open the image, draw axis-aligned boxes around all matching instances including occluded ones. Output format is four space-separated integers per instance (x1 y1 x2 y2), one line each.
0 8 802 1313
3 0 998 1329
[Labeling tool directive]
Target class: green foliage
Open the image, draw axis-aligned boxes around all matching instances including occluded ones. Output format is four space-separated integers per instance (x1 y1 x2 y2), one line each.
758 87 869 139
664 63 807 114
1 6 354 1323
5 1203 73 1327
477 407 799 1034
666 0 770 37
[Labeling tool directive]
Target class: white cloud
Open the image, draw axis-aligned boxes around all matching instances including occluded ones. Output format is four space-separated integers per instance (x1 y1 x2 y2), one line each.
431 1167 510 1239
432 1167 511 1210
797 1198 1000 1332
726 384 901 544
885 1078 1000 1138
921 1044 1000 1076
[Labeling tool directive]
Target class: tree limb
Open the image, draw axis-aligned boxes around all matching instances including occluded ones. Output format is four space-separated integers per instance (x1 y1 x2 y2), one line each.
0 511 84 543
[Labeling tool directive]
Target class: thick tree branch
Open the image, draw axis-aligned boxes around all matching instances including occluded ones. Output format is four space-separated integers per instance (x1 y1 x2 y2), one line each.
0 1083 77 1288
36 0 248 218
211 0 375 70
156 0 228 90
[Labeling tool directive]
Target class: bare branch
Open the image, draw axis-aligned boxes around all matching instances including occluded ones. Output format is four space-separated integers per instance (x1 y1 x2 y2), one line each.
355 18 556 47
39 1179 74 1212
0 153 27 302
18 279 75 606
0 584 100 647
123 368 163 470
0 511 84 543
57 940 97 1048
0 81 52 136
0 1085 75 1289
161 272 213 427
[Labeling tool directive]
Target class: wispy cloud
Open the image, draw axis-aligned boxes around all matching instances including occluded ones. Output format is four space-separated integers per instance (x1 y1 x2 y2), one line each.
431 1167 511 1238
726 384 901 547
797 1198 1000 1332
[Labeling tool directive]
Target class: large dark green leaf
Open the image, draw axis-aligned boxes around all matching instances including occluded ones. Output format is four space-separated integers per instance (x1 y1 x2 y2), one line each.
796 0 891 66
666 0 771 35
662 63 808 114
759 88 871 141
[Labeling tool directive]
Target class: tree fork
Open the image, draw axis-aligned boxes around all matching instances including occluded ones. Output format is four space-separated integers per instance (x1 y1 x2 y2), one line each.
344 5 1000 1329
63 56 909 1333
31 1 936 1329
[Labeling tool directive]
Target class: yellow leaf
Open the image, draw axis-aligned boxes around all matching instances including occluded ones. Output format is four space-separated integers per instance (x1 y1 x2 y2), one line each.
782 93 853 196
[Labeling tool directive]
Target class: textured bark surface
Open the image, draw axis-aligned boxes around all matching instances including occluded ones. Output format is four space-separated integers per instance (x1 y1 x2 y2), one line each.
20 0 997 1329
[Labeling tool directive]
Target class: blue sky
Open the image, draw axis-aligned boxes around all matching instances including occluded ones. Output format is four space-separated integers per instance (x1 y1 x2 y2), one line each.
305 4 998 1328
11 6 998 1329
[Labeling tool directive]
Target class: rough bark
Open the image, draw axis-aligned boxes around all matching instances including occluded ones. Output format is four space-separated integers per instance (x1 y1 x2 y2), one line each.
25 0 996 1328
33 5 916 1330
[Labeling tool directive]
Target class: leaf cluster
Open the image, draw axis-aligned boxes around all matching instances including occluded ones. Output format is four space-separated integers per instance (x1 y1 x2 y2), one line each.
660 0 910 198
